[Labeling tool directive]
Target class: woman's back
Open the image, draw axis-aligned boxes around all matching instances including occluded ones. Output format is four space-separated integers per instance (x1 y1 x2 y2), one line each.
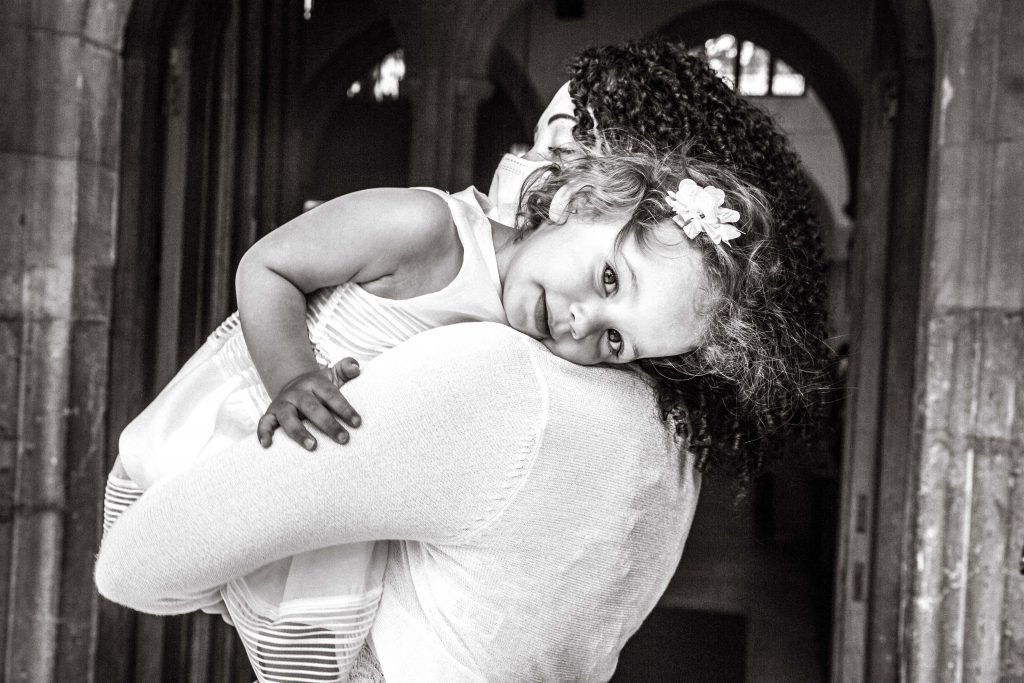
371 332 701 682
95 323 700 683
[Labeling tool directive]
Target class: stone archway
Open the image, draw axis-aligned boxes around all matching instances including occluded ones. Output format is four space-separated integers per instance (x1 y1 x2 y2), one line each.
643 3 935 679
655 2 862 216
18 2 1024 682
299 17 402 175
643 2 936 679
485 43 544 143
372 0 536 189
472 43 543 191
299 19 411 200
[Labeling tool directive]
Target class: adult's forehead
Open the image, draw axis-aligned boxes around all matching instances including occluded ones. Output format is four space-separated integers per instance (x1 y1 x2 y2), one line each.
540 81 574 119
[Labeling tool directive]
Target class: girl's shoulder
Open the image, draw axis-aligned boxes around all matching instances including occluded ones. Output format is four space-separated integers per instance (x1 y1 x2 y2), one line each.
237 187 460 296
351 187 457 258
353 188 464 299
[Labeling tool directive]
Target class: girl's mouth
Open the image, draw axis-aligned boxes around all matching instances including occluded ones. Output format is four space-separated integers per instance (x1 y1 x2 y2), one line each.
534 291 551 338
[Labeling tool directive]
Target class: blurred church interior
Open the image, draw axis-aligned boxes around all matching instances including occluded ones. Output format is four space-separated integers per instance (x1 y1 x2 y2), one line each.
2 0 1021 681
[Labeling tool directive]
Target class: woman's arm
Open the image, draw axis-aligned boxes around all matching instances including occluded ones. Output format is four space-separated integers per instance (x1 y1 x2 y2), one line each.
236 188 456 398
95 323 546 615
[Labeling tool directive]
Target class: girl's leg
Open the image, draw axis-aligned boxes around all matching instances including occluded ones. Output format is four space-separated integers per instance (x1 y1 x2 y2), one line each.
110 454 130 479
102 455 144 535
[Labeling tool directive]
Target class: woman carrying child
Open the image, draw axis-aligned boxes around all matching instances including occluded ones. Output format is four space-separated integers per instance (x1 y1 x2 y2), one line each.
97 38 833 682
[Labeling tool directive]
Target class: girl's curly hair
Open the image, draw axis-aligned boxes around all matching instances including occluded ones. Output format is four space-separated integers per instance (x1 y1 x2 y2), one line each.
567 37 834 481
517 144 797 415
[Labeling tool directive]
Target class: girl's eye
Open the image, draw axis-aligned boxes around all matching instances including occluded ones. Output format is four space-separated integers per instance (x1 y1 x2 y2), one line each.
607 329 624 357
602 264 618 294
548 146 568 159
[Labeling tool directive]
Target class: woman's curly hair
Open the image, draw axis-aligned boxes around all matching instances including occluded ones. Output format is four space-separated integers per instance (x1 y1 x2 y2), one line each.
566 37 834 481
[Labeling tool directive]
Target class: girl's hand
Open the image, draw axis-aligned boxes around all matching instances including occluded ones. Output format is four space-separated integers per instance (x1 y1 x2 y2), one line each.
257 358 362 450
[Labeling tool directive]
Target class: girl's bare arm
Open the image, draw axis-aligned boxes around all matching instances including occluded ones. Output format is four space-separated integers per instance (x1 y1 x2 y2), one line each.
235 188 456 445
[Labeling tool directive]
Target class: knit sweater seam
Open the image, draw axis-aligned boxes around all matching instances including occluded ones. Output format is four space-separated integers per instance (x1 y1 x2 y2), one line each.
450 338 550 545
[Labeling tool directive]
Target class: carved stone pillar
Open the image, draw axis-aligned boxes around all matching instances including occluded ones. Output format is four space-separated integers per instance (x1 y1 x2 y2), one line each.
451 76 495 190
385 0 500 190
403 70 450 187
0 0 129 680
405 71 494 190
904 0 1024 680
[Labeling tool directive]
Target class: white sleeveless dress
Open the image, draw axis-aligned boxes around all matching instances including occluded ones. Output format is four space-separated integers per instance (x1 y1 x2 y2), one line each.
108 187 506 683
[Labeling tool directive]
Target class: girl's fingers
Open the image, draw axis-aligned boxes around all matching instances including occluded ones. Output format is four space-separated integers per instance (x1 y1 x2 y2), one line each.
256 413 279 447
313 384 361 429
297 396 350 445
328 358 360 386
337 357 360 380
276 405 317 450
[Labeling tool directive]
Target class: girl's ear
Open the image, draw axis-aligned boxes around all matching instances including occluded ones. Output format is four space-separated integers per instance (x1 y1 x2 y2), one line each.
549 181 584 223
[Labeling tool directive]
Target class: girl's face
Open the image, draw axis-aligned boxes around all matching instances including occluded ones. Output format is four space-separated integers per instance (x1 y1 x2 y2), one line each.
500 210 709 366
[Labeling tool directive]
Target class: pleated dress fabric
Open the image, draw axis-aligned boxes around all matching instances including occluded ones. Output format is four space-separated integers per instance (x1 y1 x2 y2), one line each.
114 187 506 683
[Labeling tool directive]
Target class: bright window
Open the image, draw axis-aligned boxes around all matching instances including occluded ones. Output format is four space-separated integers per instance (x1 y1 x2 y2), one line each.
346 49 406 102
691 34 806 97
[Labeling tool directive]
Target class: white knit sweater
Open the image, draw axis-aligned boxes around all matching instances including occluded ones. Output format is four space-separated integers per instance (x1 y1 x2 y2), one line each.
95 322 701 682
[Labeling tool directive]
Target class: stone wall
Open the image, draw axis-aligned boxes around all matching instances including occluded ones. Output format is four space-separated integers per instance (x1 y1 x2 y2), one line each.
0 1 130 681
904 0 1024 679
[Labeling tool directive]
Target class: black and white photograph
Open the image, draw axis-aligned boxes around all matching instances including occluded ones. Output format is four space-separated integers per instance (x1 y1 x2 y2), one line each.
1 0 1021 681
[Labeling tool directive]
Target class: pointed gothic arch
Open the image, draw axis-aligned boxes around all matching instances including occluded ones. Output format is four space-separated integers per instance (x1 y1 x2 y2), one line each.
0 0 936 679
654 2 862 217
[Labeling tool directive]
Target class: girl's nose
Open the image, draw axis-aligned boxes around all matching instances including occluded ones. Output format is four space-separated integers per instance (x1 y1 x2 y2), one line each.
568 301 600 340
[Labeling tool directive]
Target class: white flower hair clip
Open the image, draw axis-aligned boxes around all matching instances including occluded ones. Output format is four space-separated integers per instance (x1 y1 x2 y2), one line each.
665 179 743 245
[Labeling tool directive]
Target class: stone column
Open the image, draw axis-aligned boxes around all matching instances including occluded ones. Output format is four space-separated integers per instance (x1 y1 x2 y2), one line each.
0 1 128 680
403 69 452 187
384 0 499 190
451 76 495 190
905 0 1024 680
405 70 494 191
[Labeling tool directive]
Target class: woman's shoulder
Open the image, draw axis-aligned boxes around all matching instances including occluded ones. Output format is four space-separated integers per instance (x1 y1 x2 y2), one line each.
382 323 666 439
388 322 537 372
410 324 660 406
532 351 678 455
537 347 659 403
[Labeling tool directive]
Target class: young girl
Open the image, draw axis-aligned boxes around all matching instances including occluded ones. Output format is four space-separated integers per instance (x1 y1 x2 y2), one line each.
103 145 771 682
